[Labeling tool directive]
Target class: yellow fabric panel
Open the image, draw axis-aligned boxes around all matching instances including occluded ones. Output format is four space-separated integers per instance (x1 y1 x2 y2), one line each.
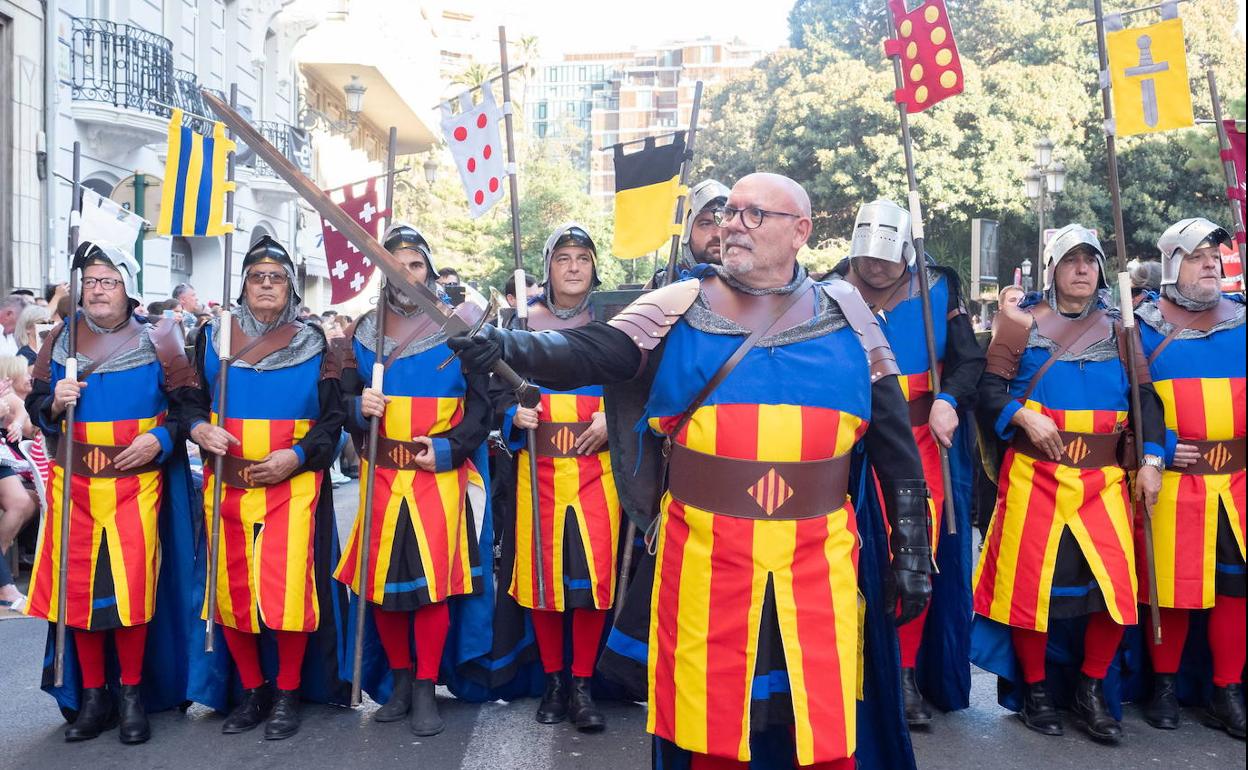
1107 17 1194 137
612 175 681 259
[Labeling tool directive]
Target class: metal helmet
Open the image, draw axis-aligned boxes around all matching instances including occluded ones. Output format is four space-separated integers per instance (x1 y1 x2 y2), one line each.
72 240 143 309
681 179 730 249
1156 217 1231 286
1043 223 1107 291
384 221 437 273
849 199 915 265
542 222 601 288
239 235 300 303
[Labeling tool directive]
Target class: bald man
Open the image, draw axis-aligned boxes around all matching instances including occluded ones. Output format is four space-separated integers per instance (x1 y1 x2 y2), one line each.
454 173 930 769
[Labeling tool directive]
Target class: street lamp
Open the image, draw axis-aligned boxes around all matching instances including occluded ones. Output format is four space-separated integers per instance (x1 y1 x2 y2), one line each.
1020 257 1033 293
1023 137 1067 288
423 154 439 184
298 75 369 136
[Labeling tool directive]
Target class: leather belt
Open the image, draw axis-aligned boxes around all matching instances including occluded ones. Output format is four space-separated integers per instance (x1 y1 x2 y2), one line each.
666 442 850 520
1181 439 1246 475
1013 429 1122 470
218 454 266 489
908 393 934 428
372 435 435 471
69 442 159 479
533 420 607 458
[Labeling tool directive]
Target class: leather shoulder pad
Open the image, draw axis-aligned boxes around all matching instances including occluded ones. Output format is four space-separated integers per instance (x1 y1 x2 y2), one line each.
985 308 1032 379
820 281 899 383
149 318 198 389
606 278 701 351
307 323 342 381
32 321 66 384
337 318 362 371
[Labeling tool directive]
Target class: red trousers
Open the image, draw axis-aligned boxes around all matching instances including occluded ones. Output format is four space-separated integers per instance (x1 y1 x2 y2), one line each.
531 608 608 678
76 624 148 689
371 603 451 682
1011 611 1124 684
221 627 308 691
1149 597 1247 687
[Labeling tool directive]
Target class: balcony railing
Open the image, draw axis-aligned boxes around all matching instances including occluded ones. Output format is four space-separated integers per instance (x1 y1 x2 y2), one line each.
70 17 173 117
253 120 310 179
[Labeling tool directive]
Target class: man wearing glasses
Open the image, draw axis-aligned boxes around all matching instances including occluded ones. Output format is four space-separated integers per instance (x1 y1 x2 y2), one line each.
451 173 930 769
185 236 349 740
25 241 199 745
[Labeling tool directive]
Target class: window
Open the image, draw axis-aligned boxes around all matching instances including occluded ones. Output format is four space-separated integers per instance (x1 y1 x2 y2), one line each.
537 102 547 119
170 237 193 285
635 90 653 110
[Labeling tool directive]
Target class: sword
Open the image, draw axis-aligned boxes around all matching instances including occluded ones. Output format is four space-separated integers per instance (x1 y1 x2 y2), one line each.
1124 34 1169 129
199 89 539 408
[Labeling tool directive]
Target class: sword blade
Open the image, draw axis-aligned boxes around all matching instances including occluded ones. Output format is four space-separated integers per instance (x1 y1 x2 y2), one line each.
200 89 464 332
1140 78 1159 127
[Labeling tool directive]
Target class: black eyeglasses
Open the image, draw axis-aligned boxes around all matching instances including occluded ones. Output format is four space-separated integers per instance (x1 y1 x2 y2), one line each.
82 277 123 290
713 205 803 230
245 271 289 286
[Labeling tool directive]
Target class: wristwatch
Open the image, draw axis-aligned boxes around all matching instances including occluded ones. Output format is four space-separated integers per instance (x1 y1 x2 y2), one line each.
1142 454 1164 471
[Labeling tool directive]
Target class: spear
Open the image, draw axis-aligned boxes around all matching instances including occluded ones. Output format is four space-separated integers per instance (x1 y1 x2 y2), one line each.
663 81 703 285
203 83 239 653
498 25 548 609
883 1 957 537
53 141 82 687
1203 61 1247 267
350 127 398 706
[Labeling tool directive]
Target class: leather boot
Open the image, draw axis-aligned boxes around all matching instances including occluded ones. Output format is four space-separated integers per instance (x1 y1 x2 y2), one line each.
1018 681 1062 736
535 672 568 724
221 683 274 734
374 668 413 723
1144 673 1180 730
408 679 444 737
264 689 301 740
901 667 932 727
568 676 605 733
64 687 118 742
117 684 150 744
1073 673 1122 743
1203 683 1246 740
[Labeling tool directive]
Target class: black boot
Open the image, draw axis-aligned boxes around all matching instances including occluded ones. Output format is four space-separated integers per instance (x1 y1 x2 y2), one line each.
374 668 413 723
1204 683 1246 740
1144 674 1180 730
1073 673 1122 743
535 672 568 724
568 676 605 733
64 687 118 742
221 683 274 734
264 689 301 740
901 667 932 727
408 679 444 736
1018 681 1063 736
117 684 150 744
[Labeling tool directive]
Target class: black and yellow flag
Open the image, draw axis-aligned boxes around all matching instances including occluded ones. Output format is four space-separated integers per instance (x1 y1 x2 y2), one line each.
611 132 686 258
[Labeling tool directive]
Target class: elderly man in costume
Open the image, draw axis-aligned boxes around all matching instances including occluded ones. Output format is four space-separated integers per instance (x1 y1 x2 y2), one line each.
187 236 347 740
974 224 1165 744
25 241 198 744
334 223 490 736
1135 217 1245 740
451 173 932 769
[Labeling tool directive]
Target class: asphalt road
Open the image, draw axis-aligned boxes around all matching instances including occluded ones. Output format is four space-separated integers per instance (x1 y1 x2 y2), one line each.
0 479 1241 769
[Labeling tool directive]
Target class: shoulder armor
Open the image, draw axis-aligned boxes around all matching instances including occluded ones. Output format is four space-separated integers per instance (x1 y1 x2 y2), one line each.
32 320 66 384
149 317 198 389
307 322 342 381
820 281 900 383
606 278 700 351
984 307 1032 379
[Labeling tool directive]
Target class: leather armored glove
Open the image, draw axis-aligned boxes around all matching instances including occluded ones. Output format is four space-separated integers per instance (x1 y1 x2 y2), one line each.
881 480 933 626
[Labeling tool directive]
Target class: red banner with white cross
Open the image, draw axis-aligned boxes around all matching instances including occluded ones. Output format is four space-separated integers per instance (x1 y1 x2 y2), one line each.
321 176 389 304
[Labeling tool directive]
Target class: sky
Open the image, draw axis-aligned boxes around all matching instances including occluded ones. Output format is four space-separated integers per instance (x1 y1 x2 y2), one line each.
478 0 797 56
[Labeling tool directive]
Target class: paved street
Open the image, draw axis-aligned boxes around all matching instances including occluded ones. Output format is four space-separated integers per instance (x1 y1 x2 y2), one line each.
0 480 1242 769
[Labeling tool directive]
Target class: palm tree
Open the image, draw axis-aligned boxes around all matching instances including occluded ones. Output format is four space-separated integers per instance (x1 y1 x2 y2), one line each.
452 62 499 92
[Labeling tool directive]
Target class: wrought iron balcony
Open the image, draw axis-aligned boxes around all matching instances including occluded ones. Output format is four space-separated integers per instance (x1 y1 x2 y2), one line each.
253 120 309 179
70 17 174 116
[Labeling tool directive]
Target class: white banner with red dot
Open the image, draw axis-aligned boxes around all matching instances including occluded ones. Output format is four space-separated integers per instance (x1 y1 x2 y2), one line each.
440 88 506 219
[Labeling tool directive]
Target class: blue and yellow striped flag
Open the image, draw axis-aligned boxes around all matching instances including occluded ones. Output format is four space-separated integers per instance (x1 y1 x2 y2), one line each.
157 108 236 236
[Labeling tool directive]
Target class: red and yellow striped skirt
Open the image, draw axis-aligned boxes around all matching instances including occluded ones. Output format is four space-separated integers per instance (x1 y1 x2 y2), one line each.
26 419 164 631
646 497 861 765
335 462 483 607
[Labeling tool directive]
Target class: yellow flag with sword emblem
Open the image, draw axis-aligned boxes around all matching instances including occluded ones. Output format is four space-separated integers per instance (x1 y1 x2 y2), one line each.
1106 7 1194 137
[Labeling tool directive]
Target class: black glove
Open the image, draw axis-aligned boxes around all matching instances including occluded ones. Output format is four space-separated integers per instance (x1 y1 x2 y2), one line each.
881 480 933 626
447 325 502 374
